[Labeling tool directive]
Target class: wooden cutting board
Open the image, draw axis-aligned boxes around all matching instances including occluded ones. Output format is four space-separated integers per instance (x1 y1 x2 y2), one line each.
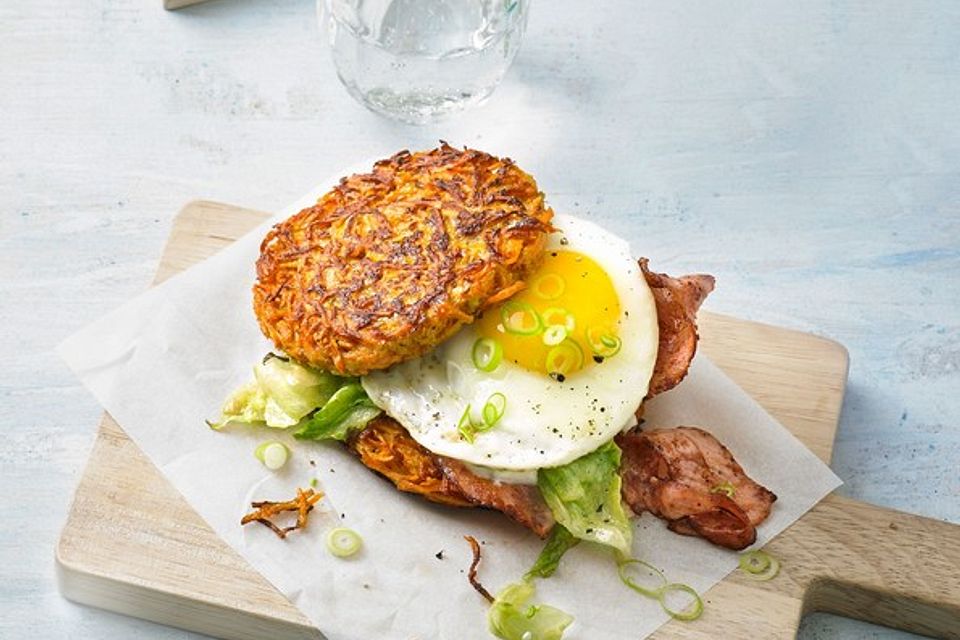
56 201 960 640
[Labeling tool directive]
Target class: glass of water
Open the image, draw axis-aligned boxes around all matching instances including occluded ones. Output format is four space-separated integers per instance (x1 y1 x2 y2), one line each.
321 0 530 124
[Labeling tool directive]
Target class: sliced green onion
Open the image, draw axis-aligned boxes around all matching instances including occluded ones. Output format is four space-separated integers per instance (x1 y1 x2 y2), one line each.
531 273 566 300
461 394 507 443
326 527 362 558
254 441 289 471
458 404 476 443
472 338 504 372
545 339 584 379
542 324 568 346
658 583 703 621
586 326 623 358
501 301 543 336
542 307 576 332
481 392 507 428
739 550 781 581
617 559 668 598
710 481 736 498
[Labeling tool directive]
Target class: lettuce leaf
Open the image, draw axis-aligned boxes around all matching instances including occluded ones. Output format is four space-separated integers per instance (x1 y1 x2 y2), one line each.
208 382 269 429
209 354 380 439
488 580 574 640
254 354 341 421
293 383 380 441
525 525 579 580
537 441 632 555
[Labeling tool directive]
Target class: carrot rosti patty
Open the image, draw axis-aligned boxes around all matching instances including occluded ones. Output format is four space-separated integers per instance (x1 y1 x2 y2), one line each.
253 144 554 375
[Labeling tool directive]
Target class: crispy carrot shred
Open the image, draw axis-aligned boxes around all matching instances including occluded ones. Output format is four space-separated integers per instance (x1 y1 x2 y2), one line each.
240 487 323 539
464 535 494 603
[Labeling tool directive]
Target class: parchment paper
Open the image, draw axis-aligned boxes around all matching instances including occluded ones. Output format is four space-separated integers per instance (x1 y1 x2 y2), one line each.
58 181 841 640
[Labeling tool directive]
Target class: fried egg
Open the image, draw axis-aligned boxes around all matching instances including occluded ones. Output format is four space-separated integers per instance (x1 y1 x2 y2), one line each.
361 214 659 472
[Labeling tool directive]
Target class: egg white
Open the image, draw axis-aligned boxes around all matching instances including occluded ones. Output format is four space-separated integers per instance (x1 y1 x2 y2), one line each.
361 214 659 472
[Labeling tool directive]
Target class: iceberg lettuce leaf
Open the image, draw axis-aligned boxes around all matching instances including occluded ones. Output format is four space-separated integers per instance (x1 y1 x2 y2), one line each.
537 441 632 554
293 382 380 441
525 525 579 580
254 354 341 422
209 354 380 438
488 580 574 640
207 382 269 429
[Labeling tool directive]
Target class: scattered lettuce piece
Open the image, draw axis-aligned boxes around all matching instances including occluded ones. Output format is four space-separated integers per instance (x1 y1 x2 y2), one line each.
525 525 579 580
488 580 574 640
537 441 632 555
209 354 380 439
294 382 380 441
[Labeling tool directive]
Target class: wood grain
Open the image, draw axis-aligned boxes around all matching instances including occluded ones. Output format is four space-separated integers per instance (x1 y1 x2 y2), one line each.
56 201 960 639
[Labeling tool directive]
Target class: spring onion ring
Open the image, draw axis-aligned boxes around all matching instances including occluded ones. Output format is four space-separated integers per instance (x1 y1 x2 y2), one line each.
254 441 289 471
545 338 585 378
481 392 507 428
617 559 667 598
472 337 503 372
542 307 576 332
542 324 568 346
739 550 781 581
710 481 736 498
458 404 476 443
460 394 507 443
586 326 622 358
500 301 543 336
531 273 566 300
658 583 704 621
326 527 362 558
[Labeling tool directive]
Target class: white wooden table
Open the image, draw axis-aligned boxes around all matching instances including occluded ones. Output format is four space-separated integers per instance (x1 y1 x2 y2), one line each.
2 1 957 639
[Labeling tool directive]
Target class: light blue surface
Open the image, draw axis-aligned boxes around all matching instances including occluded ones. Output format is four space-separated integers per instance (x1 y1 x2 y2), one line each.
1 1 957 639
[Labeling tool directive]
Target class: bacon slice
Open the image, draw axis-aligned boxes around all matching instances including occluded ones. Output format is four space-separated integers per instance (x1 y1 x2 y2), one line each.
641 259 715 399
437 457 556 538
348 416 556 537
616 427 777 550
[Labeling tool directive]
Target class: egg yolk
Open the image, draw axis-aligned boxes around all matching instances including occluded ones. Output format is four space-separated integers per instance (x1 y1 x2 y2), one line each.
475 250 622 378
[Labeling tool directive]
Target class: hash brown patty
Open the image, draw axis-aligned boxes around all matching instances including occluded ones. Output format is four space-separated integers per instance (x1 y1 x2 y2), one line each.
253 144 554 375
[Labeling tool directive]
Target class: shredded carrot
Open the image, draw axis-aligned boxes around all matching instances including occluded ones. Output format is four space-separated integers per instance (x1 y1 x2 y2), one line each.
240 488 323 539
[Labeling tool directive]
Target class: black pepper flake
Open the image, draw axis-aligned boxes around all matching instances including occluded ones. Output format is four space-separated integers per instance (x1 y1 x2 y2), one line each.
435 550 445 560
560 237 569 245
551 252 558 257
593 355 605 364
549 372 566 383
309 460 316 467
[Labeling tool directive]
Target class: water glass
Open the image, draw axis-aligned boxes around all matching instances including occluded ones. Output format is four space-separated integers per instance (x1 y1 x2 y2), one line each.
321 0 530 124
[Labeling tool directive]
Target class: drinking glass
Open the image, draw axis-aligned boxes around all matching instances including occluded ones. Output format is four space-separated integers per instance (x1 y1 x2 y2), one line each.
321 0 530 124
